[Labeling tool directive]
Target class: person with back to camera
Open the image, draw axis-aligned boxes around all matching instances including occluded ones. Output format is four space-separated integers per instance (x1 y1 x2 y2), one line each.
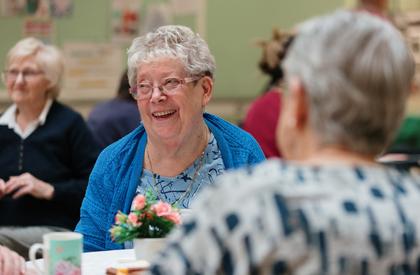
243 30 294 158
87 69 141 149
149 10 420 274
0 37 99 258
76 25 265 251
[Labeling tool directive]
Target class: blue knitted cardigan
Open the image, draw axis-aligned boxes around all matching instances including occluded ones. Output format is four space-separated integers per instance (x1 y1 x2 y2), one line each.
75 113 265 251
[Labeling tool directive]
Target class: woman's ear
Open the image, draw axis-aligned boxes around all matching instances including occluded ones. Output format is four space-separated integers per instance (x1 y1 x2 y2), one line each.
276 77 310 160
200 76 213 106
288 77 309 130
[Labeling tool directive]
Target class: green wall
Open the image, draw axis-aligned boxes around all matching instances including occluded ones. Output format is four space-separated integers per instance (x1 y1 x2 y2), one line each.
0 0 344 99
207 0 344 98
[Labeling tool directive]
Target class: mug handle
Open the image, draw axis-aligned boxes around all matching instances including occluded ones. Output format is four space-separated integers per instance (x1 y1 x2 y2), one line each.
29 243 44 274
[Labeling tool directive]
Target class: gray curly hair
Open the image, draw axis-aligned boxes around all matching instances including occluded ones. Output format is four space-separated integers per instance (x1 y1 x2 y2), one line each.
284 10 415 155
127 25 216 88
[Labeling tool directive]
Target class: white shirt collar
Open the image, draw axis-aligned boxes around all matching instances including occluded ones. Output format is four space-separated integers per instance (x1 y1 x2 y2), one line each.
38 98 53 125
0 98 53 139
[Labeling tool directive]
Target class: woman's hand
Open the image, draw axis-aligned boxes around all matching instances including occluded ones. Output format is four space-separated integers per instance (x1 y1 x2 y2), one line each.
0 179 5 199
0 245 26 275
5 173 54 200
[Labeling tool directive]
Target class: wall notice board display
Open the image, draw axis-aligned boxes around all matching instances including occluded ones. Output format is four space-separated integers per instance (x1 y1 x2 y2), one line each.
61 43 123 100
1 0 345 103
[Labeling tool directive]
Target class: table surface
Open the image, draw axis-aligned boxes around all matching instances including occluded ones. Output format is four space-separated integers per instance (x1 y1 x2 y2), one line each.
27 249 149 275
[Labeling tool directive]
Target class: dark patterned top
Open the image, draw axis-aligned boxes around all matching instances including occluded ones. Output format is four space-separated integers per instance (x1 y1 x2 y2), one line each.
150 159 420 275
136 132 225 208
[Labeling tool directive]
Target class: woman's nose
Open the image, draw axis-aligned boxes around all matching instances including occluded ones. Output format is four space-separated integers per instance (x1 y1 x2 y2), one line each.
14 72 25 84
150 86 166 103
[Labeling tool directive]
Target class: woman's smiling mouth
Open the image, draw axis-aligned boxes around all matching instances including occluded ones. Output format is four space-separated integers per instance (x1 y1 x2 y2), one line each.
152 110 177 119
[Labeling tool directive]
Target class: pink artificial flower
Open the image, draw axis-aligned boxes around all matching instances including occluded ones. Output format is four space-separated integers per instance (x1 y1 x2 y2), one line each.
151 201 182 225
132 194 146 211
151 201 172 217
128 213 141 226
164 211 182 225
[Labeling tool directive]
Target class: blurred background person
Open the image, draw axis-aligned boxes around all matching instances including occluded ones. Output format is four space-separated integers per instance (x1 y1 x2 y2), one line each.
389 115 420 154
357 0 389 19
379 112 420 172
242 30 294 158
76 25 265 252
87 69 141 150
0 37 99 258
150 10 420 274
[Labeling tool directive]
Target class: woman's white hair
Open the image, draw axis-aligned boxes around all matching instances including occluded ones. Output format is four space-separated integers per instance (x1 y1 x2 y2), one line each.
127 25 216 87
284 10 415 155
6 37 64 99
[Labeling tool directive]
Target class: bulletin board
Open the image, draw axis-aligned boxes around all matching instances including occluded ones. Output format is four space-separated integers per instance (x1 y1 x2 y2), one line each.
0 0 207 101
0 0 345 103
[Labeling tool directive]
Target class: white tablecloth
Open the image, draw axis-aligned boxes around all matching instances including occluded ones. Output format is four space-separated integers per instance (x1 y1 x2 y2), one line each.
27 249 144 275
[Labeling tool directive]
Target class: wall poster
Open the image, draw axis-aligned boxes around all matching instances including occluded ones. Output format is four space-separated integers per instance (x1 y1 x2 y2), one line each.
1 0 73 17
61 43 123 100
111 0 141 44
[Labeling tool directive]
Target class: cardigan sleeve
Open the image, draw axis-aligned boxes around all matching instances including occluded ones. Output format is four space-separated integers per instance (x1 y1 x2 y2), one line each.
76 127 144 252
75 148 118 252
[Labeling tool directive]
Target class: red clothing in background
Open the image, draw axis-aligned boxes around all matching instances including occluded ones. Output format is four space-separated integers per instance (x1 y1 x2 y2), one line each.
243 89 282 158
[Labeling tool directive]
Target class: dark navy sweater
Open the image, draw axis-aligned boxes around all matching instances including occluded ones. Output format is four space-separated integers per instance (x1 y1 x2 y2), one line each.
0 101 99 229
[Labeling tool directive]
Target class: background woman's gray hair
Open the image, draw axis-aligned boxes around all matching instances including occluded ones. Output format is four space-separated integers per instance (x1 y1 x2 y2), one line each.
127 25 216 88
6 37 64 99
284 10 415 156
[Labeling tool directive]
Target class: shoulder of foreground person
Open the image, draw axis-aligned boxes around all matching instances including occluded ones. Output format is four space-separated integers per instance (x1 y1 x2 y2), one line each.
151 161 420 274
191 159 284 209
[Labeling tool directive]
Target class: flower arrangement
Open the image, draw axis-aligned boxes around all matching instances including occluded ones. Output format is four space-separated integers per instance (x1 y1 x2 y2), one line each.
109 192 182 243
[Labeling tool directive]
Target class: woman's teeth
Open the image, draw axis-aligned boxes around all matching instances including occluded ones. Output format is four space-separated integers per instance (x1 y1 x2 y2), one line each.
153 110 175 117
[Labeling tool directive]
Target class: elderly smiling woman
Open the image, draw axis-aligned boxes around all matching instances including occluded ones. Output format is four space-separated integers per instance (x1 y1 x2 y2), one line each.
76 25 265 251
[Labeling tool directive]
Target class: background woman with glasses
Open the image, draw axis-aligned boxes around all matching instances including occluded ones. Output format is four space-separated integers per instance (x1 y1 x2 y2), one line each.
76 25 265 252
0 37 99 258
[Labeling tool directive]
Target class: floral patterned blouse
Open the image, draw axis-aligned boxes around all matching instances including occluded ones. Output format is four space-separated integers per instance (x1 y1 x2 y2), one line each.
150 159 420 275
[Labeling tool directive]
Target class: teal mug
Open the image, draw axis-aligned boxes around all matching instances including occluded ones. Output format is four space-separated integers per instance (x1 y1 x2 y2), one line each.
29 232 82 275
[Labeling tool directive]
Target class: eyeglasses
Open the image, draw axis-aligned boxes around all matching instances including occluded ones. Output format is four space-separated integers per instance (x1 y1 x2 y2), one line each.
130 76 202 100
2 69 44 82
